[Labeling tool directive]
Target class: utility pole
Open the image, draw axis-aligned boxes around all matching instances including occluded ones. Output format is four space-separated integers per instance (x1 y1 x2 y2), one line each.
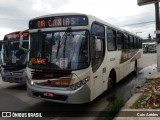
138 0 160 71
155 2 160 71
155 2 160 43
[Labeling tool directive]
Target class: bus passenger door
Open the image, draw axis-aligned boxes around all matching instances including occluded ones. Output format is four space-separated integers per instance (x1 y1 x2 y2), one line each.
92 37 104 98
93 70 103 98
91 23 105 99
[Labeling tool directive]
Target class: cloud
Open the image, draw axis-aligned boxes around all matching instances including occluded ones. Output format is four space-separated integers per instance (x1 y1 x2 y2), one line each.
106 4 155 39
0 0 157 39
0 0 69 38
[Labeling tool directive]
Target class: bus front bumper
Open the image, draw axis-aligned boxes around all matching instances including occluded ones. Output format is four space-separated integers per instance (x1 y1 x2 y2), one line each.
1 74 27 84
27 82 91 104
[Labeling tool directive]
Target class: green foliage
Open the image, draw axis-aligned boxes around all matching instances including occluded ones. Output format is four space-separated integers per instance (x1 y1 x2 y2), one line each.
106 98 125 120
148 34 151 40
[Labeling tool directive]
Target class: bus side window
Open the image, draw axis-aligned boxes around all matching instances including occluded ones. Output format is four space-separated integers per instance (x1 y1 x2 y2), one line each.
137 38 139 49
107 28 116 51
134 37 137 49
117 31 123 50
139 39 141 49
130 36 134 49
140 39 142 48
123 34 130 49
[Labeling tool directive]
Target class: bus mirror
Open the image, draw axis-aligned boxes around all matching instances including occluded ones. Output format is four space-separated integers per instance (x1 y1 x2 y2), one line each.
95 39 102 52
19 45 29 52
19 35 29 52
19 43 29 52
95 38 102 58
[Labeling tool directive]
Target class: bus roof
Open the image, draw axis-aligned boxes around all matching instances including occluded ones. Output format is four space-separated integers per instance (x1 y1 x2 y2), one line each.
3 31 20 40
4 31 20 36
142 42 157 45
29 13 142 39
3 30 29 41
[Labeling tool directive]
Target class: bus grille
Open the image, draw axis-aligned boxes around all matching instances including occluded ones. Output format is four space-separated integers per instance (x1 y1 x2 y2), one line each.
31 70 72 80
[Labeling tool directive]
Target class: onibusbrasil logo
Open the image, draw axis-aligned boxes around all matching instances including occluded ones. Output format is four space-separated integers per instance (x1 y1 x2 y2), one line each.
1 112 42 118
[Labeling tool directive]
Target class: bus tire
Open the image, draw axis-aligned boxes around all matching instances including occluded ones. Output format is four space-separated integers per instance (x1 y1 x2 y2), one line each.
108 70 116 93
133 60 138 75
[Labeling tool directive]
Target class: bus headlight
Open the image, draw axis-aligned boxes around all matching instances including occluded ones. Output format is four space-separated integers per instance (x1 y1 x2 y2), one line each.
70 76 90 90
28 78 34 86
30 81 34 86
28 79 34 86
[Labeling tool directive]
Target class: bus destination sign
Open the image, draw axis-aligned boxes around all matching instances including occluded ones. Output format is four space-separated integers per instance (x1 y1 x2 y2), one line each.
6 33 20 40
29 15 88 29
5 32 29 40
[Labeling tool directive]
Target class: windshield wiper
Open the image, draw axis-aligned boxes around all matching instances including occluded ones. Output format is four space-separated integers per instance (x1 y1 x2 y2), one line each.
56 27 71 58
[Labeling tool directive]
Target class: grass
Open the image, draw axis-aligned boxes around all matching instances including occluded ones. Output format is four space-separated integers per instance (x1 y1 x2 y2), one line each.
106 98 125 120
131 94 149 109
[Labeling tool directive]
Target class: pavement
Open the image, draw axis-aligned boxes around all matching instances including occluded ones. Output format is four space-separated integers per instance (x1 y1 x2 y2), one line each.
114 64 160 120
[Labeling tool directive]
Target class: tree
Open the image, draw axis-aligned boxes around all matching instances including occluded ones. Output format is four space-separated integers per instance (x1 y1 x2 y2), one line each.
148 34 152 40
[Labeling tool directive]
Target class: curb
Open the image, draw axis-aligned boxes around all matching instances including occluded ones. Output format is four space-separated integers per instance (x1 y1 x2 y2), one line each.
114 70 160 120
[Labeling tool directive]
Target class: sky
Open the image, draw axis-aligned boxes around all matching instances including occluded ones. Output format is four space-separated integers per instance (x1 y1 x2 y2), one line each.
0 0 156 40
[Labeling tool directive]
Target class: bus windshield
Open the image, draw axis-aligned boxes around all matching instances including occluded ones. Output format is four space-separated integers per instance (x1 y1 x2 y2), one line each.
29 30 89 70
3 40 29 66
148 44 156 49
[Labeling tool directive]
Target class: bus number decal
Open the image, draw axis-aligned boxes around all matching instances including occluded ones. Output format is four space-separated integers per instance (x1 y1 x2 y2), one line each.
7 34 20 39
22 32 29 37
37 20 45 28
31 58 47 65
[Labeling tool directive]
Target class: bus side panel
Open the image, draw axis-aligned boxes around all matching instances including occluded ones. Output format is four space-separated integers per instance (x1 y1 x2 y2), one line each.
105 51 119 83
91 57 108 99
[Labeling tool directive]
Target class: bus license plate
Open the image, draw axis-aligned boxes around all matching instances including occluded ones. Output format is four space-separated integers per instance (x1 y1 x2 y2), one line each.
10 77 14 80
43 92 55 97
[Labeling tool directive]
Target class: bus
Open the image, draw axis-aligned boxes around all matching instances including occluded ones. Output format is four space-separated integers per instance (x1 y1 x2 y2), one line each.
1 30 29 84
142 42 157 53
0 41 2 64
27 13 142 104
0 41 2 70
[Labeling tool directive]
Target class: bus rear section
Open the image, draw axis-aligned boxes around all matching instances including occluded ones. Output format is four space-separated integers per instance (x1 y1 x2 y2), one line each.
1 30 29 84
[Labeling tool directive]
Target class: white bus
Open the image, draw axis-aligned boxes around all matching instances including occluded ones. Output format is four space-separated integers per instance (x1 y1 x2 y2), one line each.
1 30 29 84
0 41 2 65
142 42 157 53
27 13 142 104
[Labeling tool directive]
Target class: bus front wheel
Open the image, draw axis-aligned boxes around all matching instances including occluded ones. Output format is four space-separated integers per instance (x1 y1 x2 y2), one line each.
133 61 138 75
108 71 116 93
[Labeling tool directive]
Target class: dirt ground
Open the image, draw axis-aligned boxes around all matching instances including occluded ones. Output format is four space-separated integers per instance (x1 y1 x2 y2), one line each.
132 78 160 109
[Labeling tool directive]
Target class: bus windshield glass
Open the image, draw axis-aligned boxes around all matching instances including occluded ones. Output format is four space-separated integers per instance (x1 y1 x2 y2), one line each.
29 30 89 70
3 40 29 66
